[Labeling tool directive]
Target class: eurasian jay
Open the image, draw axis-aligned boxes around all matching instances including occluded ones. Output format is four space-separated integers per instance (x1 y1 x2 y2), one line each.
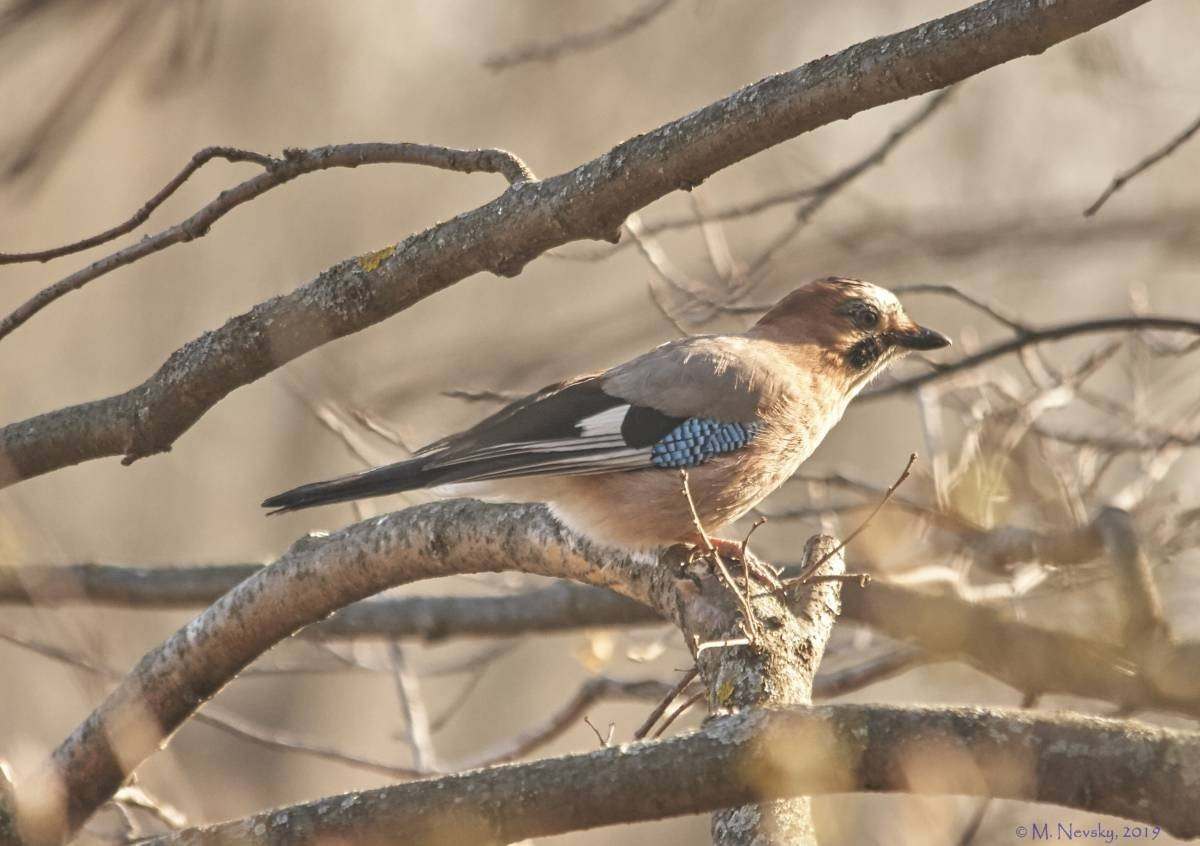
263 278 950 551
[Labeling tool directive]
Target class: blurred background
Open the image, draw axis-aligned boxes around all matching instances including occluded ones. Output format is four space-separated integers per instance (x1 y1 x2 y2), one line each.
1 0 1198 842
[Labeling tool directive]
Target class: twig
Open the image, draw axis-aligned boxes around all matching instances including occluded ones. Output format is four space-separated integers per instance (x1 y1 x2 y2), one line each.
387 643 438 772
781 452 917 587
680 469 760 640
0 142 534 343
651 690 705 738
484 0 674 71
740 516 768 590
634 87 955 245
869 315 1200 400
111 784 186 831
633 667 698 740
891 283 1030 335
458 676 673 768
1085 111 1200 216
0 147 272 265
583 716 615 748
740 87 955 281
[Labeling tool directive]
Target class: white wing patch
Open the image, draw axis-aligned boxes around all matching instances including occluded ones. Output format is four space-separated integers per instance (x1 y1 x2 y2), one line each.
424 404 643 477
578 405 631 438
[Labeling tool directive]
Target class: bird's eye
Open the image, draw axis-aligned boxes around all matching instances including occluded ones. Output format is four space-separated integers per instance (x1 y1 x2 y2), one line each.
854 305 879 328
840 300 880 329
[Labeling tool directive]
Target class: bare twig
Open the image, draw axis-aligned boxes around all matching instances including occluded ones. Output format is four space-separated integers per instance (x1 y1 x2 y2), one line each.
458 677 673 768
869 316 1200 400
0 147 273 265
680 469 760 640
782 452 917 587
651 691 705 738
740 88 955 281
0 143 534 343
636 87 955 246
1085 111 1200 216
484 0 674 71
583 716 615 748
386 643 438 772
633 667 699 740
110 784 186 832
891 283 1030 335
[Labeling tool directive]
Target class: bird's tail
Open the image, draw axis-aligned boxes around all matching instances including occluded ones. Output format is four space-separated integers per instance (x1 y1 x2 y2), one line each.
262 457 438 515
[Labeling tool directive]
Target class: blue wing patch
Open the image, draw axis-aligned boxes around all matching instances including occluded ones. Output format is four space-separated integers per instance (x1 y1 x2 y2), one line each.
649 418 760 469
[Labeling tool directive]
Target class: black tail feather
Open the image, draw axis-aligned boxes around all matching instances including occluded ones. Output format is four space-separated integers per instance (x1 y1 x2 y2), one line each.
262 458 436 515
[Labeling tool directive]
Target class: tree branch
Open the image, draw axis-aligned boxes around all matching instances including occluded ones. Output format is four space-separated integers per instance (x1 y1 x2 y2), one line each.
676 535 846 845
0 143 534 343
0 0 1153 490
869 315 1200 400
139 704 1200 845
484 0 675 71
1084 110 1200 216
6 501 674 844
6 541 1199 718
0 146 275 265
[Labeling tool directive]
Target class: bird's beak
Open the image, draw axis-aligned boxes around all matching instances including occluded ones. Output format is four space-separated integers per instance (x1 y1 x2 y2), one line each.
892 324 952 351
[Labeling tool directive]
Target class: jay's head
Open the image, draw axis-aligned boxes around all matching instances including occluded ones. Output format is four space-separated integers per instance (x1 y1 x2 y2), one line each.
752 277 951 388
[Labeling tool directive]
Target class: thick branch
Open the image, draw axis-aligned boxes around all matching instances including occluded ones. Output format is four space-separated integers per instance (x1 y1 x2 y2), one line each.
0 0 1152 489
143 704 1200 845
670 536 845 845
6 501 673 845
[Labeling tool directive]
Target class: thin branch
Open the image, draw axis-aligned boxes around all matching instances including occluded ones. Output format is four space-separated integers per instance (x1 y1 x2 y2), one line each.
633 667 698 740
0 143 534 343
0 147 273 265
0 0 1151 489
740 88 956 281
679 468 760 640
386 643 438 772
0 622 679 783
651 691 704 738
868 315 1200 400
891 283 1031 335
140 704 1200 845
634 87 955 244
783 452 916 586
1085 111 1200 216
484 0 674 71
0 623 430 781
458 677 673 768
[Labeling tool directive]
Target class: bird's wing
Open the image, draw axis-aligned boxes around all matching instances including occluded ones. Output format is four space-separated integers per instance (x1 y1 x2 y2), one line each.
416 336 779 483
262 337 784 513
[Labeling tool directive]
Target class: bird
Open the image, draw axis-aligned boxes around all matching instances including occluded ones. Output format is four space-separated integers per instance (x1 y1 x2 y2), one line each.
262 277 950 554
